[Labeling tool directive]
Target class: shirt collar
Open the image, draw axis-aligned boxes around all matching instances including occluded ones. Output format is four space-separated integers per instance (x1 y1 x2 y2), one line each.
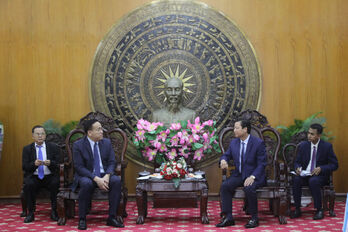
240 134 250 144
87 136 97 147
35 142 46 148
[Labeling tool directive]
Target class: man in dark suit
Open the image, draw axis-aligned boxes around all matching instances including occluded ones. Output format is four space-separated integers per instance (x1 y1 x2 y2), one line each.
216 120 267 228
22 125 60 223
72 119 123 230
290 123 338 220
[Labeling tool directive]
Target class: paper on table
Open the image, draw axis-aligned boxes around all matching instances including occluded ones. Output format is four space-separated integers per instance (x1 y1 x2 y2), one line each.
290 170 312 176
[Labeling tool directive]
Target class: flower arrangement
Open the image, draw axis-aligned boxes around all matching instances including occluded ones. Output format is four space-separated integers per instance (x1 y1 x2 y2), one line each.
159 157 188 188
133 117 221 165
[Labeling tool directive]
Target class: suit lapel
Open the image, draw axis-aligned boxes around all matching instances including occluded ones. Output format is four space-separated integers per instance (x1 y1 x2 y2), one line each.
244 135 253 163
84 137 94 160
315 140 323 162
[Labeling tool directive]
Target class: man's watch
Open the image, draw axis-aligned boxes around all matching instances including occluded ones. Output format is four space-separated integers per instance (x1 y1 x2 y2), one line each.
250 175 256 180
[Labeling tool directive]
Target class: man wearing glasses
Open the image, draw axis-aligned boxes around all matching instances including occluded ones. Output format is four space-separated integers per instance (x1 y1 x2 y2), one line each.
22 125 61 223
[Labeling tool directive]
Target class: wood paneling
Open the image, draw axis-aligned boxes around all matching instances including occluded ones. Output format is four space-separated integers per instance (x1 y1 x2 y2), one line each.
0 0 347 197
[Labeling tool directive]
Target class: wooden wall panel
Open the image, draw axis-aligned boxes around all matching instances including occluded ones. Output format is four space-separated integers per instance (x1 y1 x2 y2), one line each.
0 0 347 197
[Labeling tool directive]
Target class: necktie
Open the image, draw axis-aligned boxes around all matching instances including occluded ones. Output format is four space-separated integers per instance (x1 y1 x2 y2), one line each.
37 145 44 179
310 146 317 172
240 142 245 173
93 142 101 177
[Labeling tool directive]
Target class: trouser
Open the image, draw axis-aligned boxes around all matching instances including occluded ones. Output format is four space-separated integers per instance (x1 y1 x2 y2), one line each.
23 174 59 213
292 175 328 210
78 174 121 219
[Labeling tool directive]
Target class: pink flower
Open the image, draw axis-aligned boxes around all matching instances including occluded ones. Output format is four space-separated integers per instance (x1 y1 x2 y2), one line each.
136 130 146 141
194 148 204 160
158 143 167 153
202 132 209 143
147 122 159 132
146 148 157 161
177 130 189 145
137 119 150 130
188 117 202 134
202 120 214 127
158 129 169 142
170 122 181 131
170 135 179 146
179 145 189 158
167 149 177 160
151 139 162 150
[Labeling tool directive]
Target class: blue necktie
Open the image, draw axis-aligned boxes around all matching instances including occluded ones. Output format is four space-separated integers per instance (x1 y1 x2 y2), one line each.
93 142 101 177
310 146 317 172
37 145 44 179
240 142 245 173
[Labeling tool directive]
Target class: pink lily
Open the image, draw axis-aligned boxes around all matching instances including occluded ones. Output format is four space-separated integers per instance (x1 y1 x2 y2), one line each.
151 139 162 150
170 135 179 146
177 130 189 145
202 132 209 143
146 122 158 132
188 117 202 134
137 119 150 130
167 148 177 160
158 129 169 142
170 122 181 131
194 148 204 160
202 120 214 127
135 130 146 141
146 148 157 161
179 145 190 158
158 143 167 153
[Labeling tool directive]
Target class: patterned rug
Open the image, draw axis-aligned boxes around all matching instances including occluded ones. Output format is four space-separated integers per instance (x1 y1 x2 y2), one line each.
0 200 345 231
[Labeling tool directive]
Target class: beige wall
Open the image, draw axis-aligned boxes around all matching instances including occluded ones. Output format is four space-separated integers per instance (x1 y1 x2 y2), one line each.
0 0 347 197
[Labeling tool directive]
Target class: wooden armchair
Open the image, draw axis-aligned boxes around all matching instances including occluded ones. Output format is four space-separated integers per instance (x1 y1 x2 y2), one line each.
218 110 287 224
20 132 65 217
282 141 336 216
57 112 128 225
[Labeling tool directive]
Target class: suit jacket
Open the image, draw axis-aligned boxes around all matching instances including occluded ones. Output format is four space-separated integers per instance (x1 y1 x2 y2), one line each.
72 136 116 191
22 142 61 180
294 140 338 177
220 135 267 184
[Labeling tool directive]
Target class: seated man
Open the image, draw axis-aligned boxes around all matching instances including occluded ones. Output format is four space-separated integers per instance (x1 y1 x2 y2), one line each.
72 119 124 230
217 119 267 229
22 125 60 223
291 123 338 220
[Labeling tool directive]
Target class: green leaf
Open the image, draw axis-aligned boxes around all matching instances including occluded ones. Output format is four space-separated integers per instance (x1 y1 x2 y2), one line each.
155 153 166 165
192 143 204 149
180 120 188 129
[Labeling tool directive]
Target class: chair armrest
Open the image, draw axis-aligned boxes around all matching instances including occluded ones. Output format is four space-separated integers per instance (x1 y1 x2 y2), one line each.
115 164 122 176
59 163 65 188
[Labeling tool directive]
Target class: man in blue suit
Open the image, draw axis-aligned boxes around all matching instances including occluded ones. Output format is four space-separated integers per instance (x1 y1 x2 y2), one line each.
72 119 124 230
291 123 338 220
216 120 267 228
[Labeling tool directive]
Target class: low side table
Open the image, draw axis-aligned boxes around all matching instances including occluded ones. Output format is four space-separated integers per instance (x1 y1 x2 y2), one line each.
135 178 209 224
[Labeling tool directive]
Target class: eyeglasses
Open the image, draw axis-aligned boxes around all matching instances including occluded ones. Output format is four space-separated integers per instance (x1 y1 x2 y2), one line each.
33 133 46 136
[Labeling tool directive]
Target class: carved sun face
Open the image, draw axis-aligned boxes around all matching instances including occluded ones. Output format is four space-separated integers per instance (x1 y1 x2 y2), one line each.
156 65 194 100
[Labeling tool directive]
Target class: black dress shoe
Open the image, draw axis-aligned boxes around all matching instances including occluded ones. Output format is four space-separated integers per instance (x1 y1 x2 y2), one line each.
24 213 35 223
50 210 58 221
78 218 87 230
106 217 124 228
290 208 302 219
313 209 324 220
215 218 235 227
245 218 259 228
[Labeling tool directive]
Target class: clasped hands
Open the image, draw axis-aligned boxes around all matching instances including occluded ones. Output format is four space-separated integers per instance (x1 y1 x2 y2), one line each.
94 174 110 191
35 159 50 166
295 167 321 176
220 160 255 187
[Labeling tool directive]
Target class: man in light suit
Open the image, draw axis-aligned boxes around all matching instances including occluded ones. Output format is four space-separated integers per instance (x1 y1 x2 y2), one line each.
72 119 123 230
22 125 60 223
216 120 267 228
290 123 338 220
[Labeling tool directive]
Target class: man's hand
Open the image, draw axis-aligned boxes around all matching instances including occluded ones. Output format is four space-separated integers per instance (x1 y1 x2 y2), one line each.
244 176 255 187
311 167 321 176
43 160 50 166
35 159 43 166
102 174 110 186
295 167 302 175
220 160 228 169
94 176 109 191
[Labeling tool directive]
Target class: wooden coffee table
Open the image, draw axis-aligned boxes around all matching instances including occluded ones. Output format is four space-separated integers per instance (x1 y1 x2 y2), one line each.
135 178 209 224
